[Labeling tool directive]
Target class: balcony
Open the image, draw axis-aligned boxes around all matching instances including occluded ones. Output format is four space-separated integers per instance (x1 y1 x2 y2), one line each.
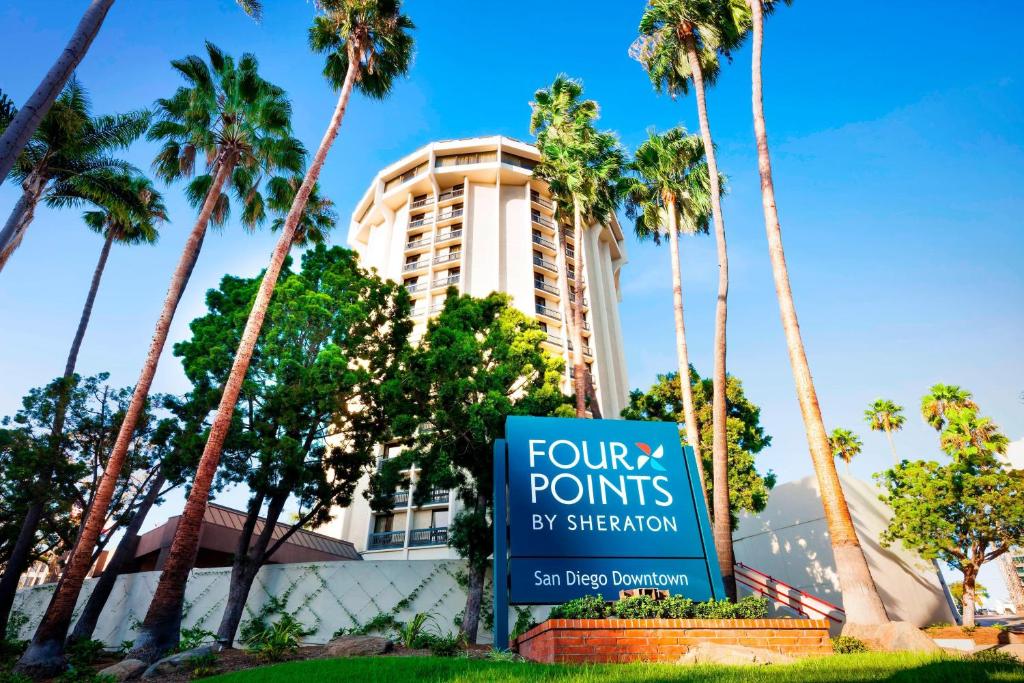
368 530 405 550
531 212 555 229
533 256 557 274
433 252 460 266
545 333 563 346
405 282 426 294
536 304 561 321
410 196 432 209
406 236 432 250
409 527 448 547
534 279 559 296
429 303 446 315
433 274 460 289
437 208 464 223
530 191 553 210
402 259 428 273
532 233 555 250
564 247 575 261
436 228 463 244
391 490 410 508
409 215 434 229
569 291 588 307
568 341 593 357
438 187 464 203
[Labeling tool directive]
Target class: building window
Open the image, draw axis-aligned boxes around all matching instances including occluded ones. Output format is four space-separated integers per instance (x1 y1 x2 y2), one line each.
374 514 394 533
431 509 449 529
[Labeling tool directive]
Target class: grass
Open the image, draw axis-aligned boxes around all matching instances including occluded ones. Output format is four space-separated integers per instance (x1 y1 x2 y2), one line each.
203 653 1024 682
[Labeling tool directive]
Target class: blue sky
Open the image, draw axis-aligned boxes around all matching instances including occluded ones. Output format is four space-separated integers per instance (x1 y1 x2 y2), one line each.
1 2 1022 598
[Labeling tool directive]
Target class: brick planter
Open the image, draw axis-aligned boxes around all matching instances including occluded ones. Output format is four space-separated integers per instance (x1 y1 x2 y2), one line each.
514 618 832 663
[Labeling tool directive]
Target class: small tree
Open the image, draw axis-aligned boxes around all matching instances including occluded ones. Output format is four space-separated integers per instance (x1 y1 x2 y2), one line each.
829 428 862 475
370 291 569 644
864 398 905 463
948 581 988 614
876 406 1024 627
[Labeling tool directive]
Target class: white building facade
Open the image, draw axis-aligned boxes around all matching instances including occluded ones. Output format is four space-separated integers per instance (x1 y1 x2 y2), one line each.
320 136 630 559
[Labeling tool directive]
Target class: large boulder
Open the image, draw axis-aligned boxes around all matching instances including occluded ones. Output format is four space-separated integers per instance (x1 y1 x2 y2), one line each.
97 659 148 681
324 635 393 658
141 644 222 679
677 643 795 666
843 621 941 653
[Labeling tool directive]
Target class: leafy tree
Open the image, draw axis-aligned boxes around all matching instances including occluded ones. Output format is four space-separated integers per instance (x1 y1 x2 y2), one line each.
164 245 411 647
876 406 1024 627
621 370 774 528
531 75 625 418
623 126 712 507
949 580 989 613
829 428 862 475
0 78 149 271
865 398 906 463
921 384 978 432
633 0 748 598
369 291 570 643
131 2 415 662
21 45 305 676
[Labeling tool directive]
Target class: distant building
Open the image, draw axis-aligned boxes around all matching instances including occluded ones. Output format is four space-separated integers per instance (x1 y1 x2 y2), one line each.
320 136 630 559
18 551 108 589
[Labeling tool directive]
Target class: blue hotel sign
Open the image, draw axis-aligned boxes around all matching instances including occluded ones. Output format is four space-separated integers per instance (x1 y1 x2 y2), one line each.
493 416 723 647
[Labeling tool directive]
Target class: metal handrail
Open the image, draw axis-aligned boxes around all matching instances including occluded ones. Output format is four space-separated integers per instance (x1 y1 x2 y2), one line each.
391 490 409 507
531 212 554 229
733 563 846 623
532 234 555 250
406 236 432 249
409 216 434 229
408 526 448 547
545 334 562 346
436 228 463 243
368 529 406 549
432 275 460 288
530 192 553 209
533 256 557 273
535 305 560 320
405 282 426 294
438 188 464 202
437 208 463 221
433 252 460 265
410 197 431 209
534 280 559 296
403 260 427 272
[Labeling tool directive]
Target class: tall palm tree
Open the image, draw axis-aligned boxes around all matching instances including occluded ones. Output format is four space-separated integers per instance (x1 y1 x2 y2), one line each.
921 384 978 432
829 428 862 475
15 46 301 677
0 172 164 637
743 0 889 624
940 408 1009 457
0 78 149 271
126 0 414 662
634 0 746 599
865 398 905 464
531 77 625 417
623 127 712 504
266 175 337 245
0 0 264 184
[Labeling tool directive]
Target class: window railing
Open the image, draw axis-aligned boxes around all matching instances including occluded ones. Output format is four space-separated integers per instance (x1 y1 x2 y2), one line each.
405 282 426 294
531 212 554 229
530 192 553 209
433 274 460 288
534 279 559 296
438 187 464 202
569 292 588 306
536 305 560 320
406 236 432 250
565 247 575 260
429 303 446 315
410 197 431 209
545 334 562 346
533 256 557 273
433 252 460 265
409 527 449 547
532 234 555 250
403 260 427 272
437 208 463 221
391 490 409 507
409 216 434 229
424 489 450 505
436 228 463 243
368 529 406 550
568 341 593 357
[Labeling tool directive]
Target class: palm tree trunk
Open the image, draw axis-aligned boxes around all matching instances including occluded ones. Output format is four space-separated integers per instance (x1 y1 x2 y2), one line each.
570 202 587 417
0 0 115 184
129 58 361 664
551 213 575 393
747 0 888 624
666 200 708 507
0 169 48 273
68 470 165 644
16 157 235 677
0 230 112 635
884 429 898 464
683 34 733 600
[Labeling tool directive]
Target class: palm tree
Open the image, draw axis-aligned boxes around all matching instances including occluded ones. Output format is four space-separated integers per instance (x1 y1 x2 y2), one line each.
0 78 149 271
865 399 905 463
743 0 889 624
829 428 862 475
0 0 264 184
531 77 625 417
623 127 711 504
940 408 1009 457
0 172 164 637
15 46 301 677
266 175 337 245
921 384 978 431
633 0 746 599
126 0 414 661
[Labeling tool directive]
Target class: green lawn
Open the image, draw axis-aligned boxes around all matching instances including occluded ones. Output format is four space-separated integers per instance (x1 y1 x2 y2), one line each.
205 653 1024 683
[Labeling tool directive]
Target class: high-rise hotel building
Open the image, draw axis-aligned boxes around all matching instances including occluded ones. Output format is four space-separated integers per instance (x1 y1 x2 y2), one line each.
319 136 630 558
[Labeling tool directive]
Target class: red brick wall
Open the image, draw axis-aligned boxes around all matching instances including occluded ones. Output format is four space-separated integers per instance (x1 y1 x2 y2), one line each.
514 618 832 663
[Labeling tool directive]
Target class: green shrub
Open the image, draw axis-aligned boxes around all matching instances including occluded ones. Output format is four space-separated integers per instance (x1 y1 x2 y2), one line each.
610 596 661 619
177 626 216 652
428 632 465 657
332 612 401 639
692 599 737 619
832 635 869 654
548 595 608 620
67 638 106 667
115 640 134 658
0 638 28 666
397 612 437 649
733 595 769 619
4 611 28 642
510 607 537 641
243 613 312 663
660 596 694 618
486 649 521 662
972 648 1022 665
188 652 219 679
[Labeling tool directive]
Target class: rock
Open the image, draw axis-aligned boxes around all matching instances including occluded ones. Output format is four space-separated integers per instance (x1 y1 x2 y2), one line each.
141 644 222 679
97 659 148 681
323 635 393 658
843 621 941 653
677 642 795 665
